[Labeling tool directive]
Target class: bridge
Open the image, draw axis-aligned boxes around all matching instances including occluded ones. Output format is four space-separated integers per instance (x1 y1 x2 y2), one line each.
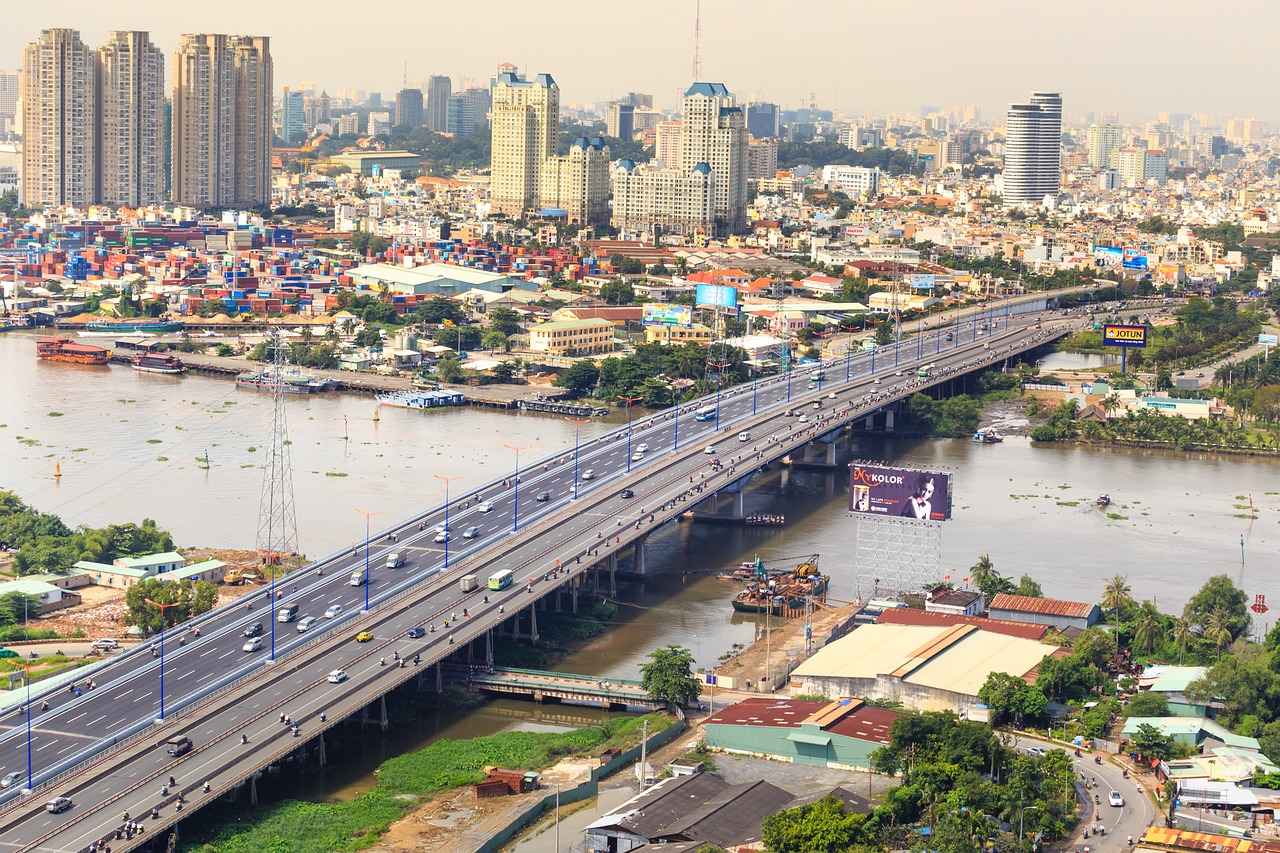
467 667 661 710
0 307 1073 851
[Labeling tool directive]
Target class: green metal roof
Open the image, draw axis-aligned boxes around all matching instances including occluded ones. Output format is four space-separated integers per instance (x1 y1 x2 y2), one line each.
786 732 832 747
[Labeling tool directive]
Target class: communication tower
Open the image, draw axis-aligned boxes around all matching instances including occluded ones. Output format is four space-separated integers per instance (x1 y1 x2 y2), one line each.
692 0 703 81
255 333 299 565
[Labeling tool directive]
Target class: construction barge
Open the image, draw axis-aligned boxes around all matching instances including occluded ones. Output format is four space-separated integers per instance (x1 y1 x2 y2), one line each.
730 555 828 617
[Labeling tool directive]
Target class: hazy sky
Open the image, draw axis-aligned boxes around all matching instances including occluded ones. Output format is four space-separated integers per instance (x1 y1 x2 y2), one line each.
6 0 1276 123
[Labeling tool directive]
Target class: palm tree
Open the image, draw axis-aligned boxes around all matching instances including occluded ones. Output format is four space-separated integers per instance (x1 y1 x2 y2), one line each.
1173 617 1193 664
1204 610 1232 660
1102 574 1133 625
970 554 997 589
1102 393 1122 418
1133 600 1164 655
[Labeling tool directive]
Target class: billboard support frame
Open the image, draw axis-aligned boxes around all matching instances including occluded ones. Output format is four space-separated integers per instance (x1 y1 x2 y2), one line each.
852 515 944 603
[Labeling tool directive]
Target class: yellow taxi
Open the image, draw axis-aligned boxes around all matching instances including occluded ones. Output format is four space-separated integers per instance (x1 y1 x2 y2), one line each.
355 631 374 643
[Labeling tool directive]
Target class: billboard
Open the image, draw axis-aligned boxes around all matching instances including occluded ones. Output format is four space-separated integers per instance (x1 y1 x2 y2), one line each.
695 284 738 309
845 225 870 238
1122 248 1148 271
643 303 693 327
1102 324 1148 348
1260 334 1278 346
1094 246 1123 267
908 274 936 291
848 465 952 522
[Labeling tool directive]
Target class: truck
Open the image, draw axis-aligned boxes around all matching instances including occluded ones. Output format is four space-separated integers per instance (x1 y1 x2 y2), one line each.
349 569 367 586
459 574 479 592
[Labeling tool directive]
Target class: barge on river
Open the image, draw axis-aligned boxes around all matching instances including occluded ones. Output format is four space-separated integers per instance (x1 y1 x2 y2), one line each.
131 353 186 374
731 555 827 616
85 319 185 334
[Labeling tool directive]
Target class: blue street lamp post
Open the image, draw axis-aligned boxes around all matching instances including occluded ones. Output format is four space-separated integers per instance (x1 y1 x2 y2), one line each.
503 444 531 531
354 508 382 612
434 474 461 568
145 598 180 719
673 401 680 451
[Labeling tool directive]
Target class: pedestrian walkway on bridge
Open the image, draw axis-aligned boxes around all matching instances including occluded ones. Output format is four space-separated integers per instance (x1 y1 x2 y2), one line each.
467 667 664 709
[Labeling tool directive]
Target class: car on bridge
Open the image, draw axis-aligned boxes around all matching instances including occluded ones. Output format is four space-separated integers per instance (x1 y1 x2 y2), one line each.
479 501 495 512
463 525 480 539
434 530 450 543
631 452 644 462
620 488 635 499
243 623 264 638
324 604 343 619
242 637 263 652
581 469 596 481
355 631 374 643
327 670 347 684
407 626 426 639
703 445 716 454
0 771 21 788
296 617 319 633
536 491 550 502
45 795 72 814
636 443 649 453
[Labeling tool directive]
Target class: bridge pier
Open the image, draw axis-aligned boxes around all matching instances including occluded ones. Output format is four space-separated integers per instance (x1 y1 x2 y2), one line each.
317 734 326 768
571 584 579 613
632 532 649 576
608 553 617 597
884 408 895 432
435 661 442 692
249 774 258 806
486 628 494 666
529 604 539 644
865 414 875 430
379 695 389 731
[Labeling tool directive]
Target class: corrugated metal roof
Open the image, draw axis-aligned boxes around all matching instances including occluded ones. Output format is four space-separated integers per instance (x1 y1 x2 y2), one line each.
1140 825 1280 853
989 593 1096 619
876 608 1049 640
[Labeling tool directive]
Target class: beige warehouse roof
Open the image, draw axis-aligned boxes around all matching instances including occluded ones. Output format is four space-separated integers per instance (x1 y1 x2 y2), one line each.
792 623 1052 696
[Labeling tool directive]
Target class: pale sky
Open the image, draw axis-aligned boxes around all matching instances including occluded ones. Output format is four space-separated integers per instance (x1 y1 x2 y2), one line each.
5 0 1276 124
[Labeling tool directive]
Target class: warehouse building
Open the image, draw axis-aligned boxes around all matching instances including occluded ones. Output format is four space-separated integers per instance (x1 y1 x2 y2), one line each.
789 623 1056 715
703 697 901 771
988 593 1101 632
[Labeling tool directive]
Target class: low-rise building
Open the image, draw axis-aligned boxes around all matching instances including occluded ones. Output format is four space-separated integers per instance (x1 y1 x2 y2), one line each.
0 577 82 615
988 593 1101 631
644 323 713 345
328 150 421 176
703 697 901 770
924 586 985 617
527 318 615 355
71 551 225 589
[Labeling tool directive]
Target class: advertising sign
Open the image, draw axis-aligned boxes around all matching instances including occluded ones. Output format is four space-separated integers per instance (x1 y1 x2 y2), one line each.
695 284 738 309
1094 246 1123 267
848 465 952 522
908 274 936 291
642 303 693 327
845 225 870 238
1260 334 1278 346
1102 324 1148 348
1122 248 1148 271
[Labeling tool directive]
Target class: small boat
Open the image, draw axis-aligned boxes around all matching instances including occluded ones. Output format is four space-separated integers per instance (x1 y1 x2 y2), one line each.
36 337 110 365
1096 493 1111 507
131 353 186 374
86 319 185 334
376 390 468 409
972 427 1004 443
718 557 767 581
236 366 333 393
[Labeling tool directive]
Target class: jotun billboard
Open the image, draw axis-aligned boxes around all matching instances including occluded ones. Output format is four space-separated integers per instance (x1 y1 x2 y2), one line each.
848 465 952 522
1102 324 1147 348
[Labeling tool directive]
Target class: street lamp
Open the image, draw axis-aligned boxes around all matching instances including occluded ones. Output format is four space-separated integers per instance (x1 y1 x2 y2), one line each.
144 598 182 720
12 662 33 790
353 508 382 612
565 418 589 499
619 396 642 471
1019 804 1040 851
433 474 462 568
503 444 532 531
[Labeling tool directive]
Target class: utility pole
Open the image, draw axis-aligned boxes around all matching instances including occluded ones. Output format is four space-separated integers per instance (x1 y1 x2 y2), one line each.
639 719 649 791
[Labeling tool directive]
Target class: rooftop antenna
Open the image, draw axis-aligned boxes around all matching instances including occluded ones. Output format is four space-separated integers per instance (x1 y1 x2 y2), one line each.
692 0 703 81
402 61 407 88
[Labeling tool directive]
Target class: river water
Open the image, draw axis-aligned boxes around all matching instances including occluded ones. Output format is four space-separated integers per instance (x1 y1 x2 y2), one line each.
3 330 1277 794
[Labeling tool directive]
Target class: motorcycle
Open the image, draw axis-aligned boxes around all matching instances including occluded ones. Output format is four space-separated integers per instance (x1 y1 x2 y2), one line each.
1094 755 1102 765
1122 769 1129 779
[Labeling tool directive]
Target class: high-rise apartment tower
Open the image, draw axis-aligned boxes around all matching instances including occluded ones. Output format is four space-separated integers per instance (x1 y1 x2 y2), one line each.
22 29 97 206
1003 91 1061 205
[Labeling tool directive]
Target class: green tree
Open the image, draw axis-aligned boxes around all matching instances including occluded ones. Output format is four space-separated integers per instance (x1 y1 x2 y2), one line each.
353 327 382 347
599 280 636 304
1186 645 1280 724
874 321 893 347
1013 574 1044 598
1183 574 1250 641
435 357 463 383
1132 600 1165 655
1102 574 1133 624
762 795 870 853
1130 722 1176 761
639 644 701 709
481 330 510 352
978 671 1026 725
413 297 466 325
487 306 522 336
1123 691 1169 718
553 360 601 398
124 578 218 633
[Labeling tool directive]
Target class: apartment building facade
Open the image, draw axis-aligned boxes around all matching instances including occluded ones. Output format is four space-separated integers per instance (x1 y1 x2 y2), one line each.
22 28 97 207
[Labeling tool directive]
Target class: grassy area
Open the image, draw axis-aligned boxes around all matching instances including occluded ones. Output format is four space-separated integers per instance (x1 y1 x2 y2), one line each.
186 713 670 853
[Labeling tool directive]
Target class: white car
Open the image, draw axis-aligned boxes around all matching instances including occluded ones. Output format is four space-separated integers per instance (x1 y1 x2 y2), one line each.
703 445 717 455
296 616 319 633
636 443 649 453
1108 790 1124 807
242 637 263 652
324 604 343 619
798 415 810 424
327 669 347 684
462 525 480 539
478 501 495 513
434 530 450 543
631 452 644 462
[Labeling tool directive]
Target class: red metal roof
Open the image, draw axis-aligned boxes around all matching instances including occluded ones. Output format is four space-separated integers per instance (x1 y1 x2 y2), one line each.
703 698 902 745
824 704 899 745
989 593 1096 619
876 608 1049 640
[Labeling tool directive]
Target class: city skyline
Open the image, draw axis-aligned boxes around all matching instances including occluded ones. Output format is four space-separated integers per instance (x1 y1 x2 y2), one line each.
2 0 1277 124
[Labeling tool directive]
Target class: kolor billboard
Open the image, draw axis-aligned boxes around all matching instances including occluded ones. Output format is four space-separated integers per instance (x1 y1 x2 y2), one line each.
849 465 952 521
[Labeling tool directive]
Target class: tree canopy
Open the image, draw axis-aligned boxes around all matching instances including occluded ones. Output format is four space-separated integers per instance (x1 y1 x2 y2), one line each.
124 577 219 633
1183 574 1250 642
639 644 701 708
0 491 173 577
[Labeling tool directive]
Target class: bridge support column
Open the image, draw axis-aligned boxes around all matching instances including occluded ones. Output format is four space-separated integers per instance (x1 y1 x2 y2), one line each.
249 774 258 806
826 440 837 465
608 553 617 597
486 629 494 666
317 734 327 768
732 490 745 518
435 661 443 692
380 696 389 731
865 414 875 430
884 409 895 432
361 704 370 728
632 532 649 576
571 586 579 613
706 493 720 515
528 605 539 644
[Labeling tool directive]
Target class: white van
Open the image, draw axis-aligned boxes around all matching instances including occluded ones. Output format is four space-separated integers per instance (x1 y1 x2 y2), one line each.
738 431 750 442
349 569 367 586
385 552 405 568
